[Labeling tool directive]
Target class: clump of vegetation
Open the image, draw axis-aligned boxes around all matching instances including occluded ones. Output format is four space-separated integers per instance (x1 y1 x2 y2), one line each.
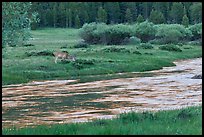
79 22 108 44
103 47 131 53
132 50 142 55
25 50 53 57
127 36 141 45
139 43 154 49
60 44 68 49
71 59 96 69
188 23 202 40
187 40 202 46
159 44 182 52
75 59 95 65
104 24 132 45
23 44 35 47
60 60 71 64
144 52 153 55
132 21 156 42
79 23 132 45
80 22 201 46
36 65 48 70
154 24 192 44
73 41 90 48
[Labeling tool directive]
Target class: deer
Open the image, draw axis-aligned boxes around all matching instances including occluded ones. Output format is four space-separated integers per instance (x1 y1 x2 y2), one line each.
53 51 76 63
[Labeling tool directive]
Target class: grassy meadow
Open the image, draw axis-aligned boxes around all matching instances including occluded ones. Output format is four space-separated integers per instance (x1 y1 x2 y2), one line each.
2 28 202 85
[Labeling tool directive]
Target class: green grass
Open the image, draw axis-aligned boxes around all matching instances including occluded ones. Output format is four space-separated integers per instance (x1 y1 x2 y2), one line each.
2 28 202 85
2 106 202 135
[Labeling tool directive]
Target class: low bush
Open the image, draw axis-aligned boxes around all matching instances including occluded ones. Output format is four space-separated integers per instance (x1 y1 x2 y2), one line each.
74 59 95 65
127 36 141 45
79 22 199 45
155 24 192 44
79 22 108 44
132 50 142 55
144 52 153 55
79 23 132 45
73 41 90 48
132 21 156 42
139 43 154 49
187 39 202 46
71 59 95 69
103 47 131 53
159 44 182 52
104 24 132 45
23 44 35 47
25 50 53 57
188 23 202 40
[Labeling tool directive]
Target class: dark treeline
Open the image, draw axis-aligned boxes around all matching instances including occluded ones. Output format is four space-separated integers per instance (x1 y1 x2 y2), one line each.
31 2 202 29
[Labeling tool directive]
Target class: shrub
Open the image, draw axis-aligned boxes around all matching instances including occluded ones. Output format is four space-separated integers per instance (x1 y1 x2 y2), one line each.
60 44 68 49
159 44 182 52
127 36 141 45
73 41 90 48
23 44 35 47
79 23 132 45
188 23 202 40
149 38 165 45
155 24 192 44
144 52 153 55
104 24 132 45
132 21 156 42
103 47 131 53
158 29 182 44
132 50 142 55
74 59 95 65
187 40 202 46
79 22 108 44
25 50 53 57
71 62 84 69
71 59 95 69
139 43 154 49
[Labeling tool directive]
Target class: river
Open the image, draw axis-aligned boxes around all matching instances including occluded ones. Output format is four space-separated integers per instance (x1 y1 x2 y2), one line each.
2 58 202 128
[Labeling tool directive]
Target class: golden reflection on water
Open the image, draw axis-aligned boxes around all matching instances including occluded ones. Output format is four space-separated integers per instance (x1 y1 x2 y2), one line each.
2 58 202 128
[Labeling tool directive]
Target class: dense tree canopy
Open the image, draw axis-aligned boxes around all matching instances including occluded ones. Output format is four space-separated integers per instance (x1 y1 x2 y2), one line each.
30 2 202 28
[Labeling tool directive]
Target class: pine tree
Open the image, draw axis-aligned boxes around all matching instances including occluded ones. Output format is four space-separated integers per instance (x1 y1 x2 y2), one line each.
189 2 202 24
125 8 133 24
52 2 57 28
64 3 69 28
125 2 137 22
149 10 165 24
68 9 72 28
170 2 185 24
97 6 107 23
75 15 81 28
83 11 89 24
104 2 121 24
182 14 189 27
136 14 145 23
